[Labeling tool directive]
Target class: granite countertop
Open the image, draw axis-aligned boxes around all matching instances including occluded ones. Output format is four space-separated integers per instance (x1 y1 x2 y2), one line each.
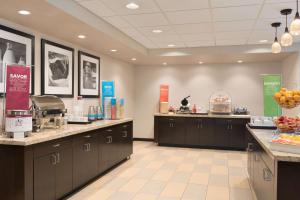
0 118 133 146
247 125 300 162
154 113 251 119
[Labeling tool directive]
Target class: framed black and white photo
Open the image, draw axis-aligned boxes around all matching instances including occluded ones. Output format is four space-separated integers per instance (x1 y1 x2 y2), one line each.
0 24 35 94
78 51 100 98
41 39 74 97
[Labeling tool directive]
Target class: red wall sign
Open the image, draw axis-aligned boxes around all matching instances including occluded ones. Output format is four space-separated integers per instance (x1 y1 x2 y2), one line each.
160 84 169 102
5 65 30 111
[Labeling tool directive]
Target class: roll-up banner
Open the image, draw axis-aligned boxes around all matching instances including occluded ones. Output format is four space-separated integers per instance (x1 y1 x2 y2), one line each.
263 75 282 117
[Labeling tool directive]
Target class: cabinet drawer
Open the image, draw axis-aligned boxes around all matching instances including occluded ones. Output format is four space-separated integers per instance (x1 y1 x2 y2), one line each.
260 149 275 175
33 138 72 158
73 131 98 144
120 122 132 130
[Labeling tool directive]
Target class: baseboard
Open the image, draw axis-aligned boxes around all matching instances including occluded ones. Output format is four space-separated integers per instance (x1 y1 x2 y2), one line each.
133 138 154 142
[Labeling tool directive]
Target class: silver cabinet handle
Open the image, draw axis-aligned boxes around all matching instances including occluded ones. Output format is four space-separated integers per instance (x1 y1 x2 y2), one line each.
106 136 110 144
197 123 200 129
200 123 203 129
263 168 272 181
122 131 128 138
230 124 233 130
247 143 253 152
84 143 90 151
122 125 128 128
53 144 60 148
51 154 57 165
56 153 60 164
110 136 113 143
106 129 113 132
84 135 91 138
227 124 230 129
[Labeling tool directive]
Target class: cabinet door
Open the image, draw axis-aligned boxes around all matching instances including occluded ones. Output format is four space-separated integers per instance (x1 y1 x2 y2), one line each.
229 119 248 149
158 117 173 144
34 154 56 200
98 129 115 173
55 147 73 199
73 133 99 188
185 118 200 145
199 118 215 146
171 118 185 145
214 119 230 147
119 123 133 159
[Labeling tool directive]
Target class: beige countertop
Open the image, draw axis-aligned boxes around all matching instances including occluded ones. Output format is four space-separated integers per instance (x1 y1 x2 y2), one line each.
247 125 300 163
0 118 133 146
154 113 251 119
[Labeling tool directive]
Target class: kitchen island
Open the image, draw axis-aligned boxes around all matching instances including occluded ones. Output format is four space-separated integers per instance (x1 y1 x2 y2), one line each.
246 125 300 200
154 113 250 149
0 119 133 200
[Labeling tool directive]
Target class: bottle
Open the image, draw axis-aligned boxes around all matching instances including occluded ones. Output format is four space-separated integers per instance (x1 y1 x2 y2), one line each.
111 98 117 120
3 42 16 83
192 104 197 113
88 106 96 121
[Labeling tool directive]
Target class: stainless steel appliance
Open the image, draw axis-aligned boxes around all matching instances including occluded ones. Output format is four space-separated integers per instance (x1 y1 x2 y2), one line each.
31 95 67 132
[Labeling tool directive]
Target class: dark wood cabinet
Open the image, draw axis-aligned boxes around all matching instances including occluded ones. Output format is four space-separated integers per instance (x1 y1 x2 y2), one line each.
73 132 99 189
156 116 249 149
118 122 133 160
158 117 185 145
33 139 73 200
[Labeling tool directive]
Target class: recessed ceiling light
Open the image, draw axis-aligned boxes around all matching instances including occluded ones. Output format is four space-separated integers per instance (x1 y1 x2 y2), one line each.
18 10 31 15
131 58 136 61
237 60 243 63
167 44 176 47
152 29 163 33
198 61 204 64
259 39 268 43
163 62 167 65
110 49 117 52
126 2 139 10
78 35 86 39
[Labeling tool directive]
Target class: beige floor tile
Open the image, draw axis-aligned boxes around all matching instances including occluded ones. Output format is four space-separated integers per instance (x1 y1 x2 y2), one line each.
228 160 244 168
197 158 213 165
160 182 187 198
139 180 167 195
177 163 195 172
152 169 175 181
209 174 229 187
107 191 135 200
102 177 130 190
229 176 250 189
170 171 192 182
167 156 185 163
211 165 228 175
206 186 229 200
194 164 211 173
119 178 147 193
118 167 141 178
182 183 207 200
213 158 228 166
135 168 157 179
230 188 253 200
161 162 178 171
87 188 115 200
133 193 157 200
146 160 164 170
189 172 209 185
228 167 247 177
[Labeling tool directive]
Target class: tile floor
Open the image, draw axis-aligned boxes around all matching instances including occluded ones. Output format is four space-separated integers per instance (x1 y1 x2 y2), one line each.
67 141 255 200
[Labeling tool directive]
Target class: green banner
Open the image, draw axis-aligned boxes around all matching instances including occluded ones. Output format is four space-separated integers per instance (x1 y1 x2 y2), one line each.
263 75 282 117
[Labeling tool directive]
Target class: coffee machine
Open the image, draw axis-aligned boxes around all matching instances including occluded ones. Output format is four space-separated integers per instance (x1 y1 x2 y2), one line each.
178 95 191 114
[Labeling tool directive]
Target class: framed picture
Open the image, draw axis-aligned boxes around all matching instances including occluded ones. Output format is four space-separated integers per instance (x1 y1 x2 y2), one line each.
41 39 74 97
0 24 35 94
78 51 100 98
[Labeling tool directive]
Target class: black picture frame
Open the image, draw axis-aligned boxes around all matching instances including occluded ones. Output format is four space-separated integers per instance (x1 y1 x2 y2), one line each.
78 51 100 98
41 39 74 98
0 24 35 95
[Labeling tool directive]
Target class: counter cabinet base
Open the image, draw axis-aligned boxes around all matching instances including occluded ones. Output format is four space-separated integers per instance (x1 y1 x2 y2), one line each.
0 121 133 200
154 116 250 150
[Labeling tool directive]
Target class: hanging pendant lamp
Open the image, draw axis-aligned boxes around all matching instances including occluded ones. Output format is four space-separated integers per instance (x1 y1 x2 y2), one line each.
271 22 282 54
281 9 293 46
291 0 300 35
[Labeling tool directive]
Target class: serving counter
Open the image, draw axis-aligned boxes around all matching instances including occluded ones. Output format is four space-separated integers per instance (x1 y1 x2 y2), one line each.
154 113 250 149
0 119 133 200
246 125 300 200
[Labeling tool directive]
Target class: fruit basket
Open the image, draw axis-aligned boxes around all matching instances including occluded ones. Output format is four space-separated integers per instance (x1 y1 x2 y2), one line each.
209 91 232 114
273 88 300 109
274 116 300 133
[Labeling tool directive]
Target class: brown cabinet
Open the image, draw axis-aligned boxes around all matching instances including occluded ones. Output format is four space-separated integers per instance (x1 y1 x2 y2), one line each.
33 139 73 200
155 116 249 149
73 132 99 189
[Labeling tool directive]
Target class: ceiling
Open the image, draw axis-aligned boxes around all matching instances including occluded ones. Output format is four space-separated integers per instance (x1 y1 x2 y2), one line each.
0 0 297 65
74 0 300 49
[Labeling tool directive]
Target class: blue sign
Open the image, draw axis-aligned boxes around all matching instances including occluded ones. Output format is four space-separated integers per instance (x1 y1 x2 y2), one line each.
101 80 115 116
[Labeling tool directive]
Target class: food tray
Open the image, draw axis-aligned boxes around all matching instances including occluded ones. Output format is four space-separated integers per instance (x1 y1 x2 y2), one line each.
270 142 300 154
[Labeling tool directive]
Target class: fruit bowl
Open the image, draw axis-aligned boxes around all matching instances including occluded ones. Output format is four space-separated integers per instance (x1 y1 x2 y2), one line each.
274 116 300 133
273 88 300 109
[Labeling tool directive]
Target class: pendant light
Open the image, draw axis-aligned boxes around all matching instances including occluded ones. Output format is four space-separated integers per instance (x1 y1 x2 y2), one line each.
281 9 293 46
291 0 300 35
271 22 282 54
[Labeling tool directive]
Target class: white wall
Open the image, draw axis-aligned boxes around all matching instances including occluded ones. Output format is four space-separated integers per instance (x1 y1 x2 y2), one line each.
0 19 135 127
282 53 300 116
134 62 282 139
